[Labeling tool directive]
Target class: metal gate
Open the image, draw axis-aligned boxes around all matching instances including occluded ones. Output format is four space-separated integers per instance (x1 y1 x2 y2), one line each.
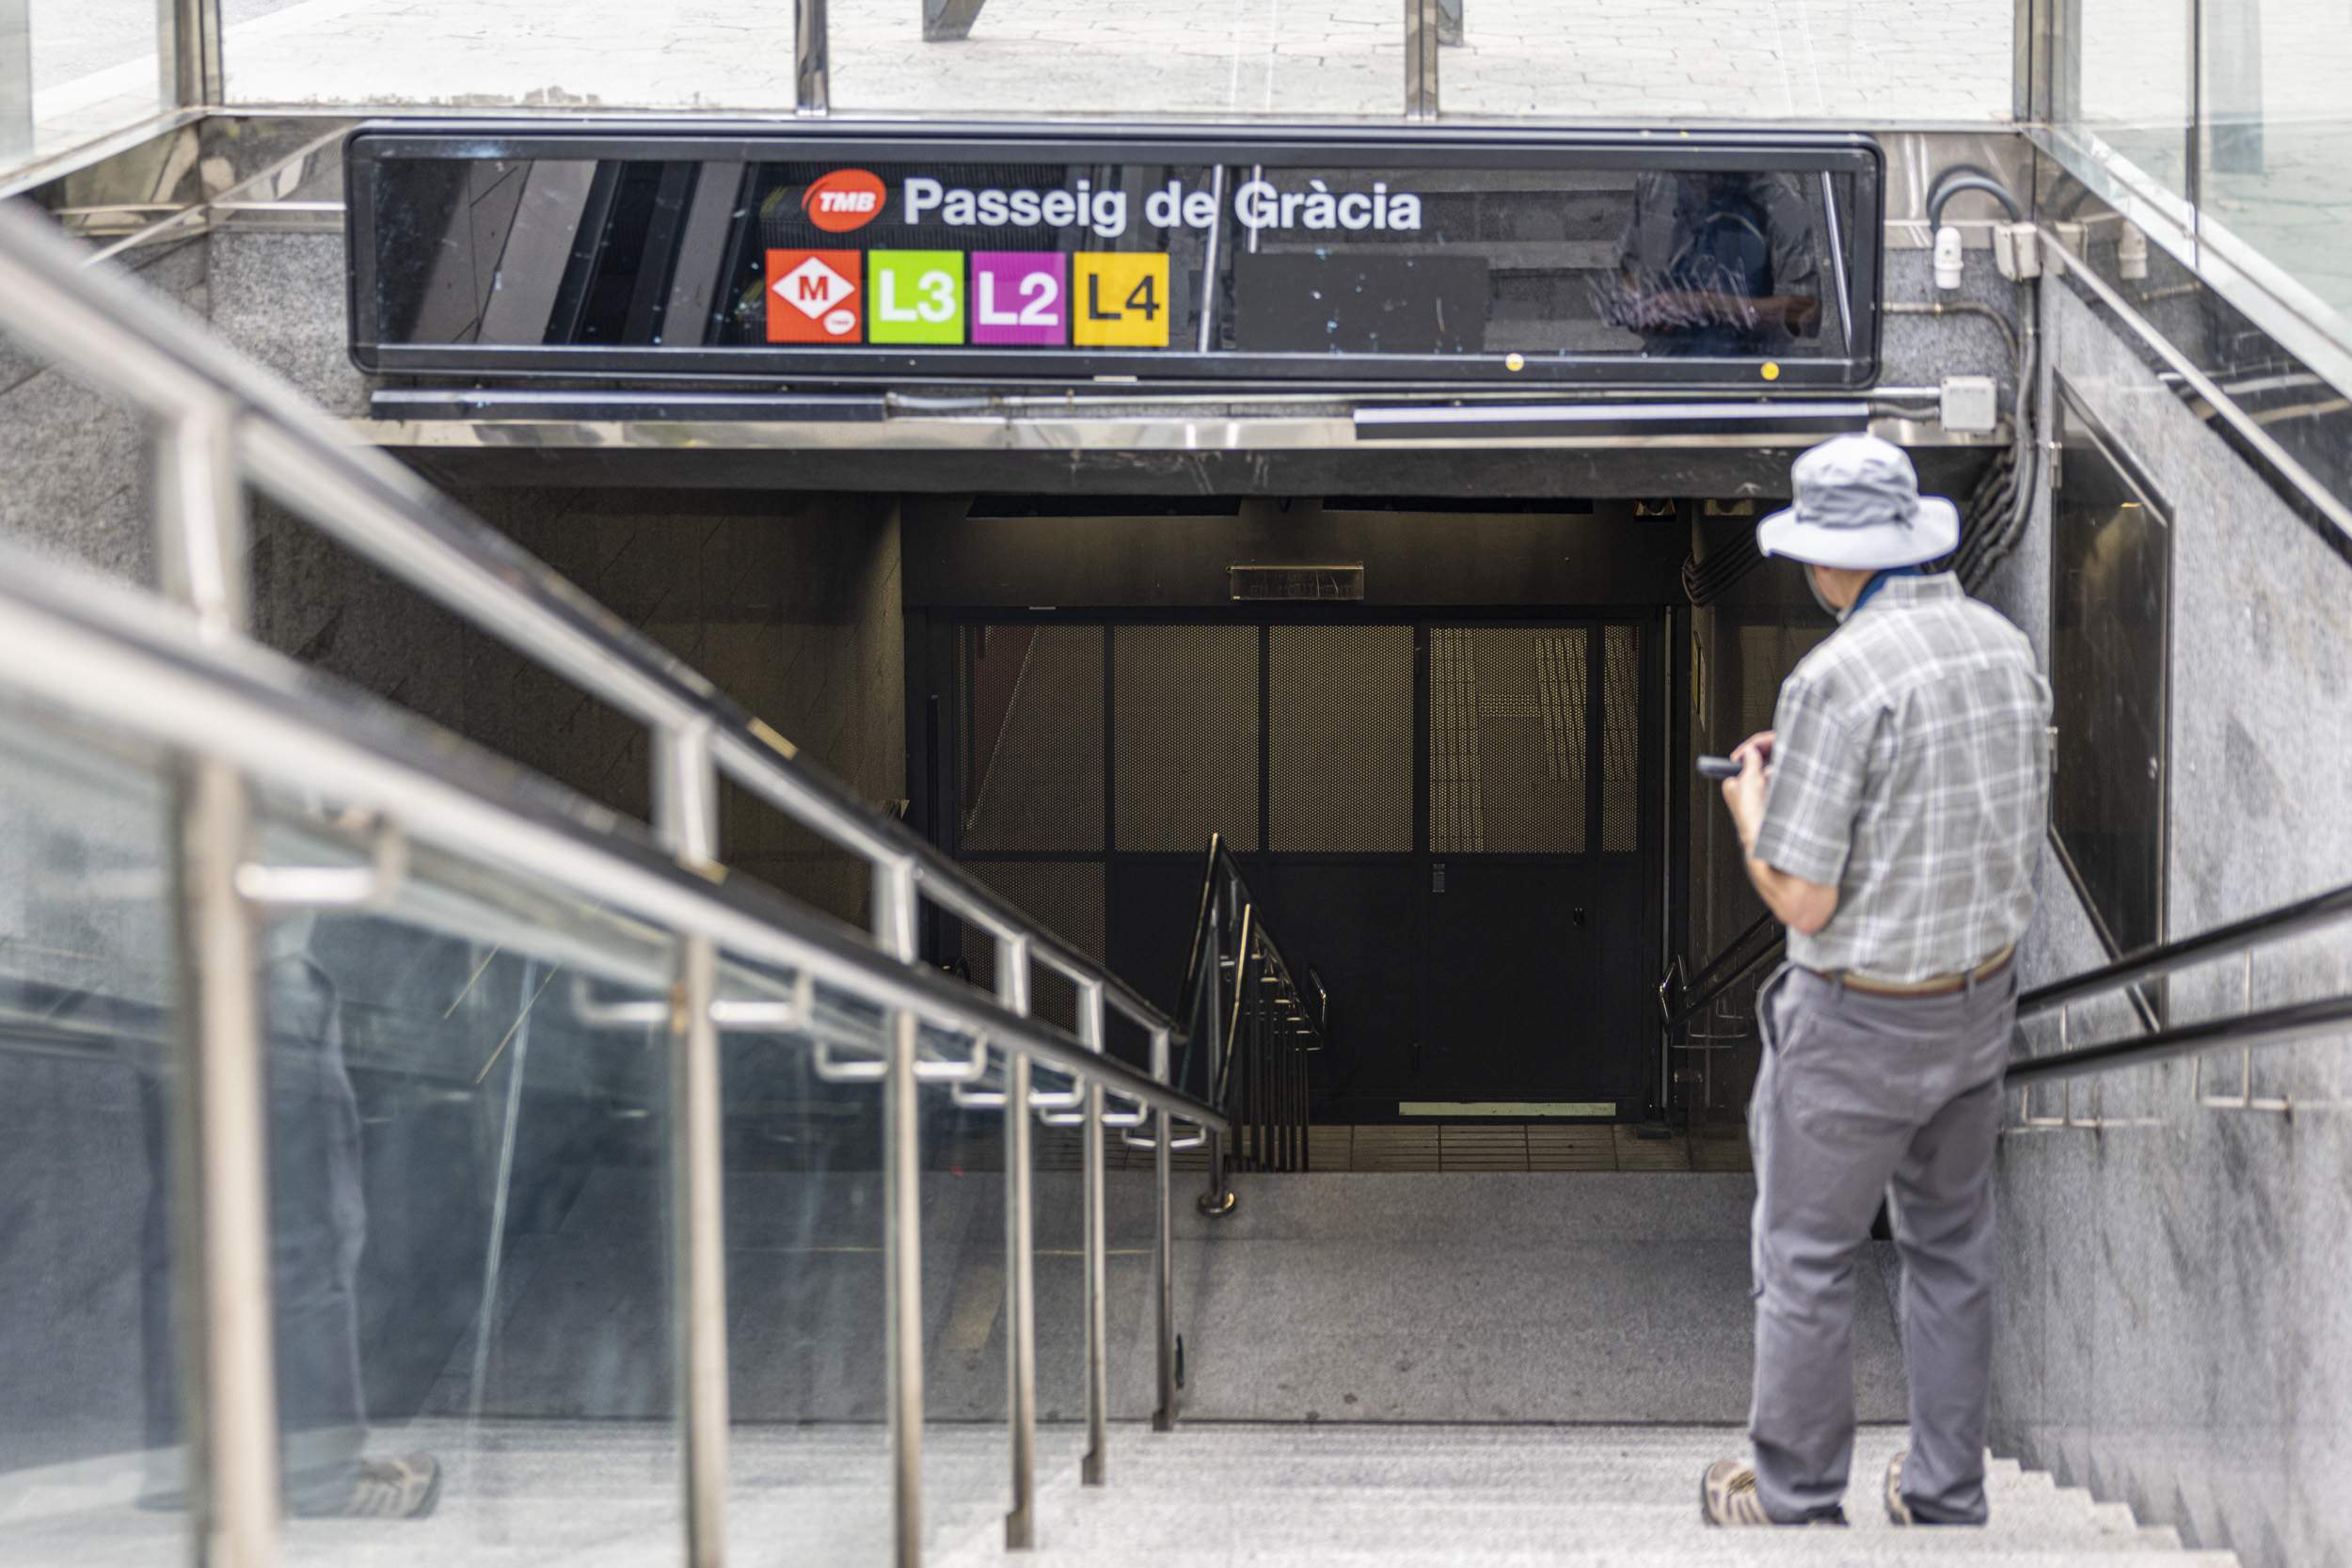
933 612 1662 1120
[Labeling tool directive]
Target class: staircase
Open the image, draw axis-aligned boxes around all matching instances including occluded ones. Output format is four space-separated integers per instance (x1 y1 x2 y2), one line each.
333 1166 2224 1566
931 1423 2234 1567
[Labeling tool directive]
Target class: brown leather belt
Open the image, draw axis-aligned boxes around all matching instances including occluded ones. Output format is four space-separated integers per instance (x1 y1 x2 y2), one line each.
1824 943 2015 998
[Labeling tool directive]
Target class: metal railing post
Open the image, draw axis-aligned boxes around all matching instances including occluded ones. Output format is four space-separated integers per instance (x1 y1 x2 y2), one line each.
1198 891 1234 1216
794 0 828 113
997 934 1038 1549
874 860 925 1567
1150 1024 1177 1432
162 0 223 109
654 720 729 1568
1078 977 1109 1486
154 405 281 1568
1405 0 1439 119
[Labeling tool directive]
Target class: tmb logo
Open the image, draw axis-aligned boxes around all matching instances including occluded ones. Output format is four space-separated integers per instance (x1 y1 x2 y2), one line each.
803 169 885 233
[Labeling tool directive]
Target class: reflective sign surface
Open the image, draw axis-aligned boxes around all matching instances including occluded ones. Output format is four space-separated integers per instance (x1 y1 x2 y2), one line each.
349 125 1883 388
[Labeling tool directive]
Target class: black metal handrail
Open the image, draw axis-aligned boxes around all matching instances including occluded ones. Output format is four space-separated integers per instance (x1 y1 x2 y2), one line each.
2005 994 2352 1085
1164 832 1325 1202
2002 877 2352 1087
2017 879 2352 1019
1660 909 1785 1032
1656 879 2352 1098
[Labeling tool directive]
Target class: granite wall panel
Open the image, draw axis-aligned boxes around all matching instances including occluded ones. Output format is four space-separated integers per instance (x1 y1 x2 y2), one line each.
1985 274 2352 1568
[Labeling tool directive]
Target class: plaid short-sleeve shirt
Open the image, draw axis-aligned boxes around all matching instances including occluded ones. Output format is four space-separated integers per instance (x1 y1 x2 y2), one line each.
1751 573 2052 983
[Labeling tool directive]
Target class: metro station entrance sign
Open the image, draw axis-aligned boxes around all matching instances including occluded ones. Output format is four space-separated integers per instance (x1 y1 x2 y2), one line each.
347 124 1883 389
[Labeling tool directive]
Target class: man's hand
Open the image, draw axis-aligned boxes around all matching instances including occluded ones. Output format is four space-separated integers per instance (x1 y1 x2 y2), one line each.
1720 730 1774 850
1714 728 1841 938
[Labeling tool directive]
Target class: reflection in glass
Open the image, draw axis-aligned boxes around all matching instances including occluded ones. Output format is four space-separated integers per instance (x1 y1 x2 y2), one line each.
827 0 1401 118
0 719 186 1567
1594 172 1828 357
2050 386 2170 957
2195 0 2352 344
358 146 1868 384
2056 0 2194 207
1443 0 2012 121
221 0 788 114
11 0 167 178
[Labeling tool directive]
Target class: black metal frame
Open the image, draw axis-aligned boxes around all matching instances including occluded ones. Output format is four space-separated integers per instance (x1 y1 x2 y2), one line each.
344 119 1885 390
2045 372 2173 966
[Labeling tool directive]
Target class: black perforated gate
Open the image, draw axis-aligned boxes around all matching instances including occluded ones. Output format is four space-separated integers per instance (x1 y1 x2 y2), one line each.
935 614 1662 1121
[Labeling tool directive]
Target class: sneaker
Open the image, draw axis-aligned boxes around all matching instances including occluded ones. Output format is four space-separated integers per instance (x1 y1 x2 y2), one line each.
292 1453 442 1520
1700 1458 1847 1528
1885 1449 1914 1525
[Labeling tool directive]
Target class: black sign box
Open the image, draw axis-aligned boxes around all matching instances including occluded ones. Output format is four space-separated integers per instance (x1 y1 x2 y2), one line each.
346 122 1883 390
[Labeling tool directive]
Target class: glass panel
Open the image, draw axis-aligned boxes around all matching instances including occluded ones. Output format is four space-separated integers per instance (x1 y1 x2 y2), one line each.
2195 0 2352 346
0 714 186 1566
829 0 1401 118
2057 0 2194 213
721 958 893 1564
12 0 167 177
1268 625 1411 853
272 850 683 1562
1443 0 2011 120
220 2 790 111
1114 626 1258 853
1430 626 1587 854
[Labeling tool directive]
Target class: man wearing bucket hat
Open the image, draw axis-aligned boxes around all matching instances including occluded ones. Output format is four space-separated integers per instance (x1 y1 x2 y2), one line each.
1698 435 2051 1529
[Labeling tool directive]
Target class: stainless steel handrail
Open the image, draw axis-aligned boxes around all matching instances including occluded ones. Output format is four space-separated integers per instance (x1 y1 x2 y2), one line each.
0 201 1176 1046
0 539 1232 1131
0 197 1218 1567
1156 833 1325 1202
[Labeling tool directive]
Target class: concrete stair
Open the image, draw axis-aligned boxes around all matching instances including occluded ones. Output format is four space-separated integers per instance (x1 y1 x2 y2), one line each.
0 1419 2236 1568
930 1423 2236 1568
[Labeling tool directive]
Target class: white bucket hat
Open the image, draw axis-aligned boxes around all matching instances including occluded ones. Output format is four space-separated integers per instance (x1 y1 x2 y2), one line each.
1756 435 1961 570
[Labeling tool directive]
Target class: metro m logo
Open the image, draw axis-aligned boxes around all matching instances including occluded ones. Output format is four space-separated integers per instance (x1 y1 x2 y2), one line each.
803 169 887 233
765 250 863 343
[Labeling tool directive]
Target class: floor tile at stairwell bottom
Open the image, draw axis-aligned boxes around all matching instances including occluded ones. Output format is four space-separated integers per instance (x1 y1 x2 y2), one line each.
1613 1123 1694 1171
1346 1126 1442 1171
1439 1124 1530 1170
1526 1125 1616 1170
1306 1125 1355 1170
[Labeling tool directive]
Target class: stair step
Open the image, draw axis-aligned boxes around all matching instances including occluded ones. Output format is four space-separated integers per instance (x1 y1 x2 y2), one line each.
981 1504 2183 1552
937 1553 2236 1568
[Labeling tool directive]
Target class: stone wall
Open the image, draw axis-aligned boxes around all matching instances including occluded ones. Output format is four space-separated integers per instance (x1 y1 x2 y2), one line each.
1978 277 2352 1568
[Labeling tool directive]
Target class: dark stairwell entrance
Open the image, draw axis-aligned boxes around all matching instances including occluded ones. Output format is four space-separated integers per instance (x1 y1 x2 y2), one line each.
907 498 1672 1126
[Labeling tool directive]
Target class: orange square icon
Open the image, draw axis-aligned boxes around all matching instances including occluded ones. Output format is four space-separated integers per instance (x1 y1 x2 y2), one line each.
766 249 864 344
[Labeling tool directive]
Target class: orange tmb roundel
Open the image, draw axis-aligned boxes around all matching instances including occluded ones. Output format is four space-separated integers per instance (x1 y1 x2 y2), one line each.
803 169 886 233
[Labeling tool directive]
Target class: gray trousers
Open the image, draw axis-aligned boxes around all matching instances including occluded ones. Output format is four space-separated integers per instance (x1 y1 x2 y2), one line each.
1747 961 2015 1524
